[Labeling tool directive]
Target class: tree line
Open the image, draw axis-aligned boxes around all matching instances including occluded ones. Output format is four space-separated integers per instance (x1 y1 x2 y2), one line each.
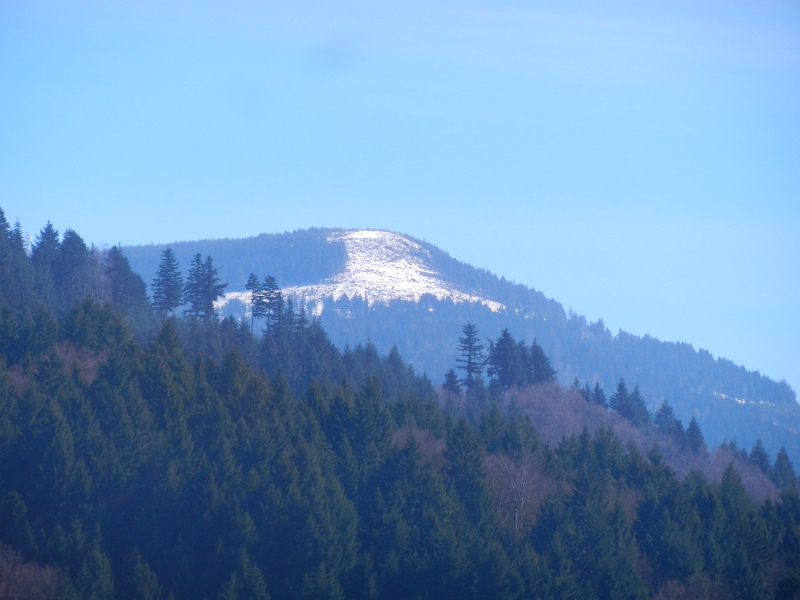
1 211 799 599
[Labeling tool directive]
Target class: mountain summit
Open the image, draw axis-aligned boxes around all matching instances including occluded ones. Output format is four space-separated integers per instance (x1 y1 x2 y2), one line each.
220 230 503 316
125 227 800 463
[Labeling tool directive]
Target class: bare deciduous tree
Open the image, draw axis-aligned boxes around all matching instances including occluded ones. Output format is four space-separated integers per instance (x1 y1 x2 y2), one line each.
0 542 62 600
484 453 554 540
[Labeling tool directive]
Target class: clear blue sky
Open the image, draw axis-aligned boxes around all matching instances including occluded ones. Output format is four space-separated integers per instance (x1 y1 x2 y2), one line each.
2 0 798 396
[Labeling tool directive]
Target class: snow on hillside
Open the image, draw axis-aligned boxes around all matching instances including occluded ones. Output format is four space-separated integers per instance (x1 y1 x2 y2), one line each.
218 230 504 315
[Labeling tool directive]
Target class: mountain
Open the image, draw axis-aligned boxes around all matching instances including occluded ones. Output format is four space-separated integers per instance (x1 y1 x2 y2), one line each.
124 227 800 463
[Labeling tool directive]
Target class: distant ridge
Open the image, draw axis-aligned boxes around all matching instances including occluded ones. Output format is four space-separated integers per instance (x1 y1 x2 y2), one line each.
124 227 800 463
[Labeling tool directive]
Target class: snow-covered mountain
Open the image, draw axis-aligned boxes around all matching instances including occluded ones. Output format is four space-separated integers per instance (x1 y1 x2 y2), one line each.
124 226 800 464
219 230 504 316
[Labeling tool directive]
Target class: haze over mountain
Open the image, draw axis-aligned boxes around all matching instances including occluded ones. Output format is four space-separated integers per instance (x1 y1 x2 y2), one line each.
125 227 800 463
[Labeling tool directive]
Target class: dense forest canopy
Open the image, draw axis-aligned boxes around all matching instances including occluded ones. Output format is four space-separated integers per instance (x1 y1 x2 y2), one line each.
1 211 800 599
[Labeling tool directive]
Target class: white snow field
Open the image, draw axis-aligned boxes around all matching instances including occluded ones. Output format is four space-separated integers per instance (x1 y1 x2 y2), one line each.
218 230 504 316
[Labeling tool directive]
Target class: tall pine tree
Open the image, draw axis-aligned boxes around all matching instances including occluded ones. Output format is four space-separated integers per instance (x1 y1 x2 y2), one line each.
182 253 227 322
151 248 184 315
456 322 485 391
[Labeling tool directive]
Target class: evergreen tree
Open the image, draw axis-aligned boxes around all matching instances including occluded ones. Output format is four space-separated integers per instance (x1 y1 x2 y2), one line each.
124 554 163 600
219 551 270 600
609 379 650 427
55 229 92 311
151 248 184 315
582 382 592 402
628 386 651 427
183 253 205 321
183 253 227 322
610 379 630 416
5 220 36 319
749 439 772 476
654 401 681 437
244 273 267 333
261 275 281 335
0 208 15 310
487 328 521 392
591 382 607 408
686 418 706 454
444 419 493 530
528 338 557 384
106 245 150 317
30 221 60 308
456 322 485 391
203 255 227 320
772 447 796 489
31 221 60 273
443 369 461 396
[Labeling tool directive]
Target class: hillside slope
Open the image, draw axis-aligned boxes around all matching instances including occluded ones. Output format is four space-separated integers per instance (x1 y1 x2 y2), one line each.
125 228 800 462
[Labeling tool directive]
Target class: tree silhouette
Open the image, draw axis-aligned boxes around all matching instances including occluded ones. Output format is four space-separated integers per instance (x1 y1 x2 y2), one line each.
151 248 184 315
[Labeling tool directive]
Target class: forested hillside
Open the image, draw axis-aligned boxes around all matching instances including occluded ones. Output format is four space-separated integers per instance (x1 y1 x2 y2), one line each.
125 229 348 291
125 228 800 462
2 212 800 599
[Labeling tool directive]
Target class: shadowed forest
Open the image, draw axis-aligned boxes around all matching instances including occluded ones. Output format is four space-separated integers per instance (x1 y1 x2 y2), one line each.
1 212 800 599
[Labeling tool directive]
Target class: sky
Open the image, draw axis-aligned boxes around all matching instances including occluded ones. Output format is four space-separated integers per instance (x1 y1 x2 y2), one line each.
1 0 799 394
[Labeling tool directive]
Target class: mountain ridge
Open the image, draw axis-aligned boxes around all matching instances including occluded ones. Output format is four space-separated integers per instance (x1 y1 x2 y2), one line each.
124 227 800 463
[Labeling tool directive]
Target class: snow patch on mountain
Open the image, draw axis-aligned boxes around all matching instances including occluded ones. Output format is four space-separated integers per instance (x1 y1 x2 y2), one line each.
219 230 504 315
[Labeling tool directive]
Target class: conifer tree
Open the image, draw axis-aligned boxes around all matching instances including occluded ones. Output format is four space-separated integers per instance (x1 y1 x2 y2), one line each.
443 369 461 396
203 255 227 319
244 273 267 333
30 221 60 308
183 253 227 322
570 378 592 401
106 245 150 317
3 219 35 318
528 338 557 384
219 551 270 600
610 379 630 415
749 439 771 476
609 379 650 427
628 386 651 427
55 229 91 310
444 419 493 530
183 253 205 321
686 418 706 454
261 275 281 335
772 447 797 489
31 221 60 273
124 554 163 600
151 248 184 315
654 400 684 444
456 322 485 391
591 382 607 408
487 328 521 391
0 209 15 309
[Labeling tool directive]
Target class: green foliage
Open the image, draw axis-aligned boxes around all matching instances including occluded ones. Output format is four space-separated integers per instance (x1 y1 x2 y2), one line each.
749 439 771 476
456 321 485 392
687 418 706 454
610 379 651 427
773 447 797 489
151 248 184 316
487 329 557 393
183 253 227 322
654 401 684 444
442 368 461 396
0 215 798 600
107 246 150 318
